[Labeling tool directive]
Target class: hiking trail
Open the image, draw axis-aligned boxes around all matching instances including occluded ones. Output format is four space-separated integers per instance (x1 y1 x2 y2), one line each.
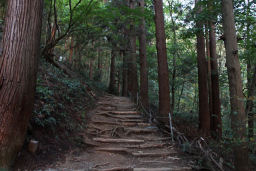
46 95 192 171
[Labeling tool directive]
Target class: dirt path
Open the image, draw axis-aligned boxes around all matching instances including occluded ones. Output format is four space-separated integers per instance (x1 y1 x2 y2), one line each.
46 95 192 171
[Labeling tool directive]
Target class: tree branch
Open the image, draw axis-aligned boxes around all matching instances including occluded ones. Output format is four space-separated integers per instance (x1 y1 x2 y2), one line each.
43 0 94 57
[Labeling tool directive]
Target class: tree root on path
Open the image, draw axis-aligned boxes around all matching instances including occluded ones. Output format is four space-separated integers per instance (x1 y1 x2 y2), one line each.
92 162 110 169
132 151 177 157
124 143 166 149
90 167 133 171
93 138 144 143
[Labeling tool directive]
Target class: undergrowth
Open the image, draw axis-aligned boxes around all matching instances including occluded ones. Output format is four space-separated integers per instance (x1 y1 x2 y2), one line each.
14 59 105 170
172 111 256 169
31 61 91 130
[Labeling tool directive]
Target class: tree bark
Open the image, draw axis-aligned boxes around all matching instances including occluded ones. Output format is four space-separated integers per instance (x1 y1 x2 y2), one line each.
222 0 249 170
127 0 138 102
69 37 74 65
177 81 185 112
122 51 128 96
138 0 149 111
167 0 177 116
109 50 116 93
205 26 213 119
97 48 102 81
209 22 222 139
153 0 171 123
117 68 121 95
244 0 254 141
89 59 93 80
246 66 256 140
0 0 43 168
195 0 210 134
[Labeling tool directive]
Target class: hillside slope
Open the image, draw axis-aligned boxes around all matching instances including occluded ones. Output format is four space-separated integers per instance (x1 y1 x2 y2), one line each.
14 60 105 170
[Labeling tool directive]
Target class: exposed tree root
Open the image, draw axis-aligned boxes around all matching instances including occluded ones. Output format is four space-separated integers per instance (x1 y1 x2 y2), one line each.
93 138 144 143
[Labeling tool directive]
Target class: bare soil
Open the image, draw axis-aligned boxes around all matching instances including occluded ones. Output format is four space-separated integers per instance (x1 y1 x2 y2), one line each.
27 95 192 171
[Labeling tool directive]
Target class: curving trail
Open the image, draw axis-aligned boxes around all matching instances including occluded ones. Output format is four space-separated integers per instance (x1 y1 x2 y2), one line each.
48 95 191 171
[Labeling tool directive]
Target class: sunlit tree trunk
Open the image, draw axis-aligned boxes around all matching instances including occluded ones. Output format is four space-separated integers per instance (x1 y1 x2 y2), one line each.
222 0 249 170
153 0 170 122
0 0 43 168
138 0 149 111
195 0 210 134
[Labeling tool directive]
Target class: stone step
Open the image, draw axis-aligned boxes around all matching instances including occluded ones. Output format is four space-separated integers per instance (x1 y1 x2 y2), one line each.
96 113 142 119
94 147 129 153
93 138 145 143
134 167 191 171
124 143 166 149
125 127 158 135
132 151 176 157
110 111 139 115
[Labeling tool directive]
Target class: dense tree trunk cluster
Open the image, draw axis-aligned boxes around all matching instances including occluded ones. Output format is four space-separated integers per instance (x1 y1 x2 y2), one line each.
0 0 254 170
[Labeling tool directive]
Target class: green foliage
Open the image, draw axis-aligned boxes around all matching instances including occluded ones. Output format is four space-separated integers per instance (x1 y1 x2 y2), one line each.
0 168 8 171
31 59 96 131
38 0 256 168
174 112 199 125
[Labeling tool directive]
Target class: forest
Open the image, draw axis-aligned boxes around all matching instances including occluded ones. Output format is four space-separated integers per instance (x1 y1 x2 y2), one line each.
0 0 255 170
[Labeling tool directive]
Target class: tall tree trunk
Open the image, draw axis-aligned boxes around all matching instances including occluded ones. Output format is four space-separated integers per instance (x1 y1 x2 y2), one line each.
177 81 185 112
246 66 256 140
117 68 121 95
193 83 198 112
122 51 128 96
50 23 56 44
127 0 138 101
0 0 43 168
153 0 171 123
46 0 53 45
195 0 210 134
97 48 102 81
209 22 222 139
167 0 177 116
205 26 213 119
69 37 74 65
244 0 254 141
0 1 6 20
109 50 116 93
89 59 93 80
138 0 149 111
222 0 249 170
46 23 56 56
